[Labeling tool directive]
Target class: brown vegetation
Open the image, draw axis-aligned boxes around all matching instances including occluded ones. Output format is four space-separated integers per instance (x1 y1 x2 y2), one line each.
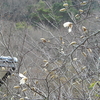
0 0 100 100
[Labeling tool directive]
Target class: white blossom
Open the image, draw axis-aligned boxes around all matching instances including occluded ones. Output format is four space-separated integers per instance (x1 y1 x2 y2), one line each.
63 22 73 32
19 73 28 85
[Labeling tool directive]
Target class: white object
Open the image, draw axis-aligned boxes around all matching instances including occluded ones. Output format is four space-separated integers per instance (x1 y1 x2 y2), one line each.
19 73 28 85
63 22 73 32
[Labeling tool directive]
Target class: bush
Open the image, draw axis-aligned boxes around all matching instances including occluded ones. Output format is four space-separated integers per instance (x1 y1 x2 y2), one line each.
16 22 27 30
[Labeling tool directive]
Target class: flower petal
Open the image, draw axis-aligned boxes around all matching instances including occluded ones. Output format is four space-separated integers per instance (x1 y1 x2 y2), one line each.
68 27 72 32
19 73 26 78
20 77 28 85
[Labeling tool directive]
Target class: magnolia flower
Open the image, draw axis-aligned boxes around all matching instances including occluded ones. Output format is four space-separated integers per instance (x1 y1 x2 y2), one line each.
14 86 20 89
31 87 35 91
75 14 80 18
11 96 15 100
44 62 49 66
76 81 80 84
19 73 28 85
82 26 87 32
63 22 73 32
40 38 46 42
23 71 27 75
81 66 86 70
35 80 39 84
20 77 28 85
25 97 30 99
19 98 24 100
70 41 77 45
79 9 84 13
82 52 87 57
73 58 77 61
63 3 68 7
80 1 87 5
43 68 48 72
19 73 26 78
34 92 37 96
87 48 92 53
59 8 66 12
22 88 27 92
43 59 48 62
80 35 85 38
62 41 65 44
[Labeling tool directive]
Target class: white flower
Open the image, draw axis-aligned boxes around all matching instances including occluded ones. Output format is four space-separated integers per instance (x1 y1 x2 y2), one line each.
43 59 48 62
23 71 27 75
75 14 80 18
13 86 20 89
43 68 48 72
63 3 68 7
79 9 84 13
44 62 49 66
73 58 77 61
70 41 77 45
20 77 28 85
59 8 66 12
40 38 46 42
63 22 73 32
25 97 30 99
63 22 72 27
80 1 87 5
19 73 28 85
82 26 87 32
19 98 24 100
22 88 27 92
19 73 26 78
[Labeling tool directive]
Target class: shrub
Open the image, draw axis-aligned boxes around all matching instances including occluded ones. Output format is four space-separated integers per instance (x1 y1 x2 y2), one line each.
16 22 27 30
